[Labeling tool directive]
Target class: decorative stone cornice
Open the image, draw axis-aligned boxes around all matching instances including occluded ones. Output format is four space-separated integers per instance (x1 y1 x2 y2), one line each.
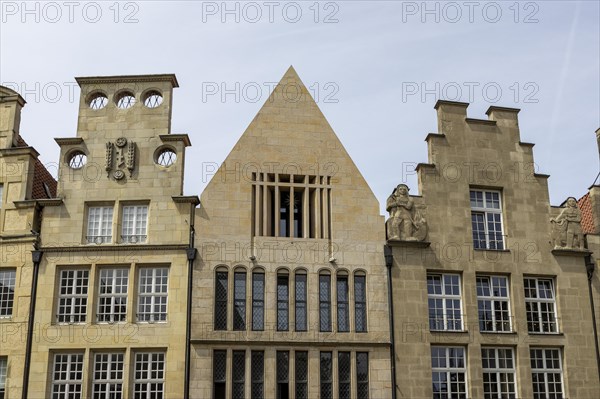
485 106 521 115
551 248 593 257
160 134 191 147
434 100 469 109
54 137 84 146
424 133 445 142
465 118 497 126
75 74 179 88
0 146 39 157
13 198 63 208
172 195 200 205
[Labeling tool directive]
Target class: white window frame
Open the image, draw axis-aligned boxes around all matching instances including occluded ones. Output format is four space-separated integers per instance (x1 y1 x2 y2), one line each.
121 204 148 243
91 352 124 398
481 347 517 399
133 352 165 397
57 269 89 324
470 189 505 250
431 346 467 398
427 273 463 331
524 277 558 334
137 267 169 322
97 268 129 323
87 206 114 244
477 276 512 332
0 269 16 317
51 353 84 399
530 348 564 399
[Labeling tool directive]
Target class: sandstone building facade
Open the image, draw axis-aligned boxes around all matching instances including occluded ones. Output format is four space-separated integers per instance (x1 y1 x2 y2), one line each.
0 69 599 399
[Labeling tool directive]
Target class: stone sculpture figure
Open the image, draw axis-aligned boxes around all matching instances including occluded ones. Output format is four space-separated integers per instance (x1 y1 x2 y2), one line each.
551 197 584 250
386 184 427 241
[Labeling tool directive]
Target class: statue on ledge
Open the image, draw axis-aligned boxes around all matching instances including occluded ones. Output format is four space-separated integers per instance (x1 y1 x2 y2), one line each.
551 197 584 250
386 184 427 241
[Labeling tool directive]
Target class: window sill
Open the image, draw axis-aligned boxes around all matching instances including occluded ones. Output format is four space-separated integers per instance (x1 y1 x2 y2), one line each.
474 248 511 253
528 332 564 336
480 331 517 335
0 316 13 321
430 330 469 334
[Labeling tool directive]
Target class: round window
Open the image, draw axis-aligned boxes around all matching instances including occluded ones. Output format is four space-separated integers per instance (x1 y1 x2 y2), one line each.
115 91 136 109
143 90 163 108
156 148 176 167
88 92 108 110
68 151 87 169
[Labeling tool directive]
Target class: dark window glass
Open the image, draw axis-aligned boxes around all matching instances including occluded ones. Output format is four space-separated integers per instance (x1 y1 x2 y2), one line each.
319 275 331 332
214 272 228 330
338 352 351 399
277 275 289 331
252 273 265 331
232 350 245 399
276 351 289 399
320 352 333 399
356 352 369 399
233 272 246 330
355 275 367 332
337 276 349 332
213 350 226 399
295 274 307 331
295 351 308 399
251 351 264 399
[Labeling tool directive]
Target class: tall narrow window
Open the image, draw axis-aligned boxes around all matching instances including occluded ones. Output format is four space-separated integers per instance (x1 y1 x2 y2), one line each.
0 269 16 317
233 271 246 330
121 205 148 243
277 274 289 331
213 350 227 399
337 275 349 332
319 274 332 332
137 267 168 322
276 351 289 399
57 269 89 323
252 272 264 331
320 351 333 399
97 268 128 323
530 348 564 398
477 276 511 332
427 273 462 331
481 347 516 399
52 353 84 399
0 357 7 399
470 190 504 250
87 206 113 244
355 274 367 332
215 271 228 330
232 350 246 399
356 352 369 399
295 351 308 399
251 351 264 399
133 352 165 399
0 184 3 208
295 273 307 331
92 352 124 398
524 277 558 334
431 347 467 398
338 352 351 399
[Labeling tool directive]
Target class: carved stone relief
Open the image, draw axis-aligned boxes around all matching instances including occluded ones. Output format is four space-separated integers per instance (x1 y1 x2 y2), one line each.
386 184 428 241
105 137 136 180
551 197 584 250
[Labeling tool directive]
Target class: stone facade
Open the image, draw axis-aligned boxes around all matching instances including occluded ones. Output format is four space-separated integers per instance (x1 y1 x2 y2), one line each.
388 101 600 398
190 67 391 398
1 70 599 399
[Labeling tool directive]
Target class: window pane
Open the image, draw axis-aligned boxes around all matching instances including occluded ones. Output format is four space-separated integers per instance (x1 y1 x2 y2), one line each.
251 351 264 399
338 352 351 399
320 352 332 399
215 272 228 330
356 352 369 399
355 275 367 332
337 276 349 332
252 273 264 331
233 272 246 330
295 351 308 399
295 274 307 331
319 275 331 332
277 275 289 331
232 351 245 399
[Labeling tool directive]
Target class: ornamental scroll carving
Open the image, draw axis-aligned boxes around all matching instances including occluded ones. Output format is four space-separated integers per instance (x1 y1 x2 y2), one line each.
386 184 428 241
105 137 136 180
550 197 584 250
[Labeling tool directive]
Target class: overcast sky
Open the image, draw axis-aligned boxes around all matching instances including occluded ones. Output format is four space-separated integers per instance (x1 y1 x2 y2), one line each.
1 0 599 213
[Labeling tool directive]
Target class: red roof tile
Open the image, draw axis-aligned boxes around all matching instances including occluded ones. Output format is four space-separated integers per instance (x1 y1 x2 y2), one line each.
578 193 595 234
15 136 57 199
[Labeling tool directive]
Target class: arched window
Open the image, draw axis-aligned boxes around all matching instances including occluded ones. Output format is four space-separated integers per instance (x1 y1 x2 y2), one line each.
294 269 307 332
319 271 332 332
214 267 228 330
277 269 290 331
336 271 350 332
252 268 265 331
354 271 367 332
233 267 247 331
